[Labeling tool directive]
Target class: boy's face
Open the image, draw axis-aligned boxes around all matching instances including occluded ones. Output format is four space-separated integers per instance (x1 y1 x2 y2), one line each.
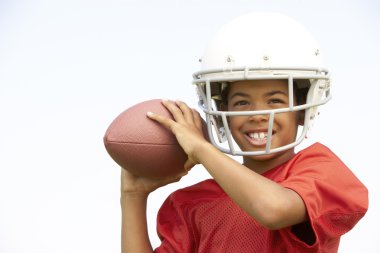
226 80 299 159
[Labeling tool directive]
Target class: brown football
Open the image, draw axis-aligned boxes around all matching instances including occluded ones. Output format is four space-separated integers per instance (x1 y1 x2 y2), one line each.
103 99 207 179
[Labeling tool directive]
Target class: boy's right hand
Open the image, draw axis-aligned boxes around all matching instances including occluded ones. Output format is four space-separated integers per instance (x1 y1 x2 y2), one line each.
120 167 188 196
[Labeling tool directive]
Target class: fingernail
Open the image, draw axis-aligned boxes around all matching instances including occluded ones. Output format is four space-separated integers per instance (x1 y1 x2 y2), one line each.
147 111 154 116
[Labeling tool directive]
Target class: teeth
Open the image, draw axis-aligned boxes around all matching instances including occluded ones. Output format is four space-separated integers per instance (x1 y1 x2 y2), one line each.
249 132 267 139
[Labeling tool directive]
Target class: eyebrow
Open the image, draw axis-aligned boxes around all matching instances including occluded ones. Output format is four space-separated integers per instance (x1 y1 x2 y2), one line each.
264 90 288 97
229 92 250 100
229 90 288 100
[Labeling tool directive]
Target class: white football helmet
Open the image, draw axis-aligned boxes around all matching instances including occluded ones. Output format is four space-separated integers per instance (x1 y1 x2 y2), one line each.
193 12 331 156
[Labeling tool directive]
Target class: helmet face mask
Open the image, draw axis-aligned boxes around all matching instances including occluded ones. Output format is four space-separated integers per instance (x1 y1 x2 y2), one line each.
193 12 331 156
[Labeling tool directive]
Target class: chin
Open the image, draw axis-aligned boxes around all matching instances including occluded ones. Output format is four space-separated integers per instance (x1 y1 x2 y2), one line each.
245 152 277 161
243 144 295 161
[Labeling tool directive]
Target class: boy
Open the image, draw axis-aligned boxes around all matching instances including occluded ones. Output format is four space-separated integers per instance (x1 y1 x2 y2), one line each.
120 12 368 252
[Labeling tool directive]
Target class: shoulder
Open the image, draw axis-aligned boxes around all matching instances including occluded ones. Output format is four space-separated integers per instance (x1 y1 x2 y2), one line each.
295 142 342 162
282 142 368 224
286 142 355 177
282 142 367 190
167 179 226 206
157 179 226 218
265 142 345 182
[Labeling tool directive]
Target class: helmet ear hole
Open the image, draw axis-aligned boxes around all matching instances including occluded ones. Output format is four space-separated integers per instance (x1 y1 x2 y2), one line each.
297 111 305 126
294 79 310 106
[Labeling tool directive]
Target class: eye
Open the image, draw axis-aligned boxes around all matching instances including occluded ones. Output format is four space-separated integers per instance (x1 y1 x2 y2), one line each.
268 98 285 104
229 99 251 111
233 100 249 107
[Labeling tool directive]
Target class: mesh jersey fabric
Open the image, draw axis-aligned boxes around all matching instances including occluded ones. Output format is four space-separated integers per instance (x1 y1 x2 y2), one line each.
154 142 368 253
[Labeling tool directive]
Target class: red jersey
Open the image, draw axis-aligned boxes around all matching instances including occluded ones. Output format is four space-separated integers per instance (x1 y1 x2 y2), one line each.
154 143 368 253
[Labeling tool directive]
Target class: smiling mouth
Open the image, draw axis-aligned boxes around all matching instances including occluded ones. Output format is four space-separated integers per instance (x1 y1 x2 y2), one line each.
245 130 275 146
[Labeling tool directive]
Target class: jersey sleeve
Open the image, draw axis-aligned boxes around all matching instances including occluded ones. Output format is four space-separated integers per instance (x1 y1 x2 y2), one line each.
280 145 368 248
154 193 195 253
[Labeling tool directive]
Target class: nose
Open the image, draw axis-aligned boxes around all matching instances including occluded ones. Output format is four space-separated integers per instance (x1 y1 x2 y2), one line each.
247 103 270 122
248 112 269 122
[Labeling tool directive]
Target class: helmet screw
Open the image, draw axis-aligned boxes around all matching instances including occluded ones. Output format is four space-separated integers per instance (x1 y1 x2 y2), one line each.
226 56 233 62
263 55 269 61
198 58 202 63
315 49 320 56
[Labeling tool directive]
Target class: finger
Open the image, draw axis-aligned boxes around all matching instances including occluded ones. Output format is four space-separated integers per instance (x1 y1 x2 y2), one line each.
146 111 175 131
175 100 195 123
184 159 196 172
192 109 203 131
161 99 186 123
161 170 188 185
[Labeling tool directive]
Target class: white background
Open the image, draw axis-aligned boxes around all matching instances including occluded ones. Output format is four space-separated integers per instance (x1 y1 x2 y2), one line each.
0 0 379 252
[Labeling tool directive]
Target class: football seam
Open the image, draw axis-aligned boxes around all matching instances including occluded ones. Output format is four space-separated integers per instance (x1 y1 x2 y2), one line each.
105 141 178 146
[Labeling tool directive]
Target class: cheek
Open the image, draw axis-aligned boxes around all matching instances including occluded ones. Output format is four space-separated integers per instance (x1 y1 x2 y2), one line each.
227 117 235 132
277 112 298 130
228 116 243 126
227 116 244 134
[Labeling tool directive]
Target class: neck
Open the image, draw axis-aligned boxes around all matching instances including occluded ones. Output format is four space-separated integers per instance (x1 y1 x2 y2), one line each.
242 149 296 175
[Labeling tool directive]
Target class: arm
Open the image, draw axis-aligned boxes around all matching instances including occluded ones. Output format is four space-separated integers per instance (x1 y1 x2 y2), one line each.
195 142 307 229
121 191 152 253
148 100 307 230
120 168 187 253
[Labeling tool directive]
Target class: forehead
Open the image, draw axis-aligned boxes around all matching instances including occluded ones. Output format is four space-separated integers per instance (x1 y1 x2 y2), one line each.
229 80 289 94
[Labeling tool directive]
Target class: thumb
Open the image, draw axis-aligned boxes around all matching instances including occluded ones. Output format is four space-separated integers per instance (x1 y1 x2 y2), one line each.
184 159 196 172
